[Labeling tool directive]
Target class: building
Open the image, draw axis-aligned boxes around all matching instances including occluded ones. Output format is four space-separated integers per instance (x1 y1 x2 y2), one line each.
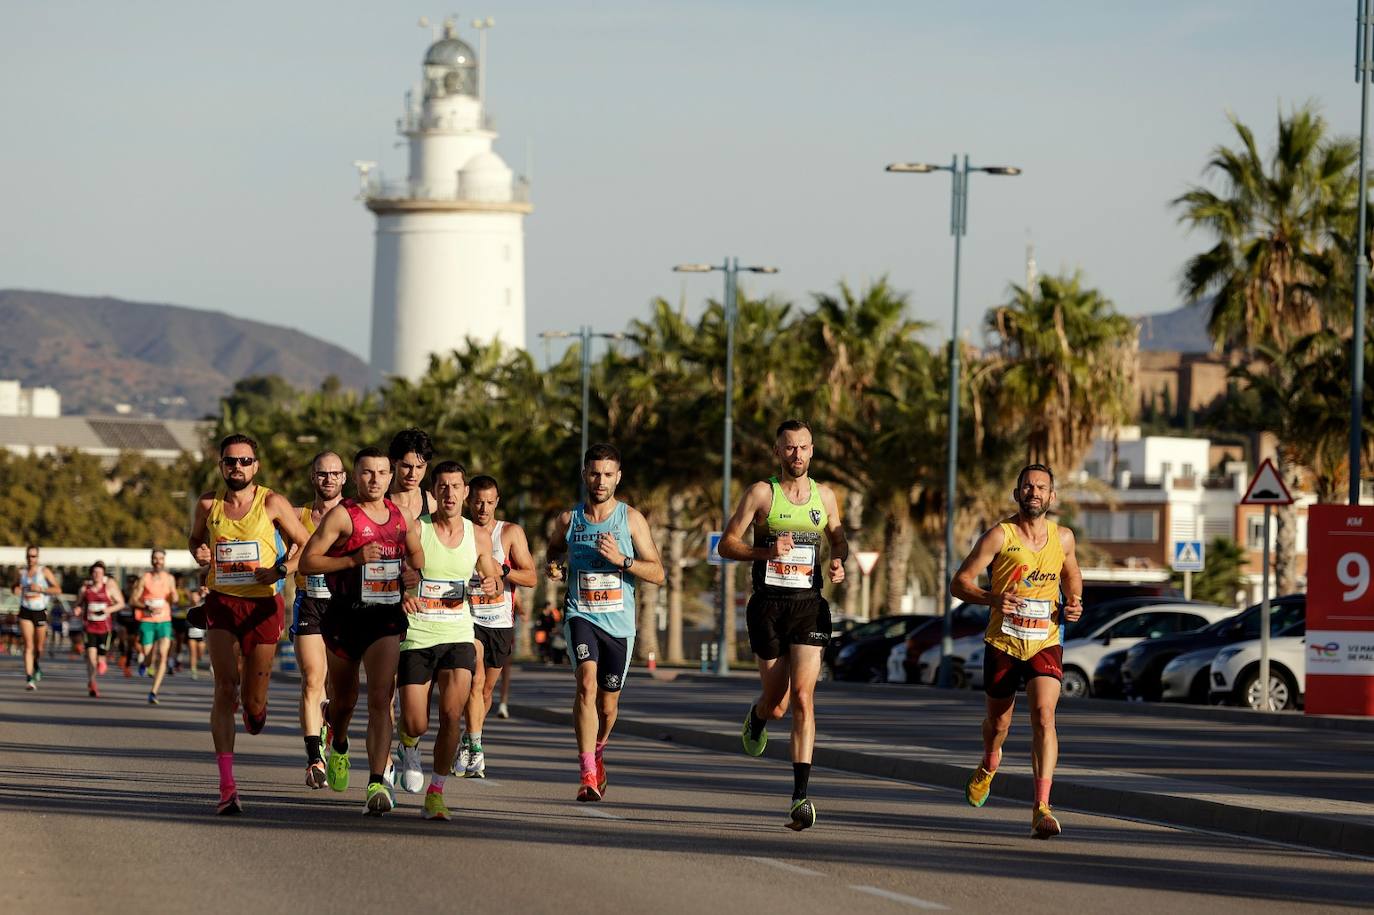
0 380 61 418
0 415 206 465
360 18 531 384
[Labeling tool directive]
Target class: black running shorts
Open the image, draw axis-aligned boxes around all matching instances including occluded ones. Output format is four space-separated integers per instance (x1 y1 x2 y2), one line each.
746 594 831 660
474 624 515 669
292 593 329 639
18 608 48 626
86 630 112 655
397 642 477 686
565 617 631 692
321 602 407 663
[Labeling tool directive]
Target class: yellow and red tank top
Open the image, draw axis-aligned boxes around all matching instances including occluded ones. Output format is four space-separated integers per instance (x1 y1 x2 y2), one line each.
137 572 176 623
295 505 332 599
207 485 280 599
983 519 1065 660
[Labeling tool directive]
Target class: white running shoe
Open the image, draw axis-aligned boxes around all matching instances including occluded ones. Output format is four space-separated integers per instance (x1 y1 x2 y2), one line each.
456 734 471 774
464 747 486 779
383 757 396 789
497 702 510 719
399 744 424 794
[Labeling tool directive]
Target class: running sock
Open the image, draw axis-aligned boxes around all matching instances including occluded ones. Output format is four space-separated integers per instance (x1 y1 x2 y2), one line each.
1034 777 1051 806
332 734 348 755
981 747 1001 772
578 751 596 778
305 736 323 763
594 739 606 762
369 771 385 786
470 731 483 750
400 730 419 749
748 705 767 740
429 773 446 793
792 762 812 801
216 752 236 791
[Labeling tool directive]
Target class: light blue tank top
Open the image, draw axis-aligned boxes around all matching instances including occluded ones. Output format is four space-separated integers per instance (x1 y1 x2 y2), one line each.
564 501 637 639
20 568 50 611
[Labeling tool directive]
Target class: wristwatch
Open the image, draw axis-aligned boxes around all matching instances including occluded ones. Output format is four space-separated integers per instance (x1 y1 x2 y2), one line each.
275 561 288 581
621 556 633 571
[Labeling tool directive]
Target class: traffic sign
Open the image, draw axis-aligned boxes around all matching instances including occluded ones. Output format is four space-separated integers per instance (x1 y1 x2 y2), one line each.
1171 540 1204 573
1241 458 1294 506
707 531 725 565
1306 504 1374 716
855 551 880 575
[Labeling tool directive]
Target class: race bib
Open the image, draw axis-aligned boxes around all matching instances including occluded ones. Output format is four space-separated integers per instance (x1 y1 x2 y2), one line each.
361 559 402 605
764 543 817 589
87 601 109 621
469 577 512 627
414 578 468 622
305 574 331 599
146 598 167 609
578 570 624 613
20 592 47 611
214 541 261 586
1000 598 1054 641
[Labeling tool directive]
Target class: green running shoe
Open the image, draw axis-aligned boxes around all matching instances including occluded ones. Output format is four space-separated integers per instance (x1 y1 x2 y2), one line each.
741 705 767 757
422 789 450 821
364 781 394 816
325 746 350 793
786 797 817 832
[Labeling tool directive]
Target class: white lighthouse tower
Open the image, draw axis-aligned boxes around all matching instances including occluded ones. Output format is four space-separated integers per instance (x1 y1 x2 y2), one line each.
361 18 531 384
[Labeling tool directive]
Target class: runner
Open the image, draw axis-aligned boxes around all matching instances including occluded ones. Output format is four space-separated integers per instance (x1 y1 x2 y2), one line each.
952 463 1083 840
131 549 178 705
546 443 664 803
456 474 536 778
495 595 517 719
189 433 312 815
76 561 126 697
393 461 501 818
117 574 139 677
293 451 346 789
299 446 424 816
719 419 848 831
12 545 59 690
185 583 208 679
388 427 434 524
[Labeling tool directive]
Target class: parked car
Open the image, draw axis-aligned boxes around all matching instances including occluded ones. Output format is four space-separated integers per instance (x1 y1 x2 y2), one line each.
1058 603 1235 698
832 614 933 682
1091 648 1130 698
1120 594 1305 701
899 604 989 684
1159 646 1227 703
916 632 985 686
1209 620 1306 710
823 614 920 678
886 642 907 683
1062 594 1208 643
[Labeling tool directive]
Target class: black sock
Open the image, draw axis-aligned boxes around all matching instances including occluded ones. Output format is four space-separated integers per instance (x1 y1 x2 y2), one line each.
792 762 812 801
369 771 385 786
305 736 323 763
749 705 767 740
332 734 348 755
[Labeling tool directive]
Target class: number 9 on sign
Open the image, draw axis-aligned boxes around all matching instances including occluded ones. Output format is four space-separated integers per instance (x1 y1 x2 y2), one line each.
1338 552 1371 603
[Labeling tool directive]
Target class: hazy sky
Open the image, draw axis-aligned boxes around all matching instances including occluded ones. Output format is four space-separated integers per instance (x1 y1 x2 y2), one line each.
0 1 1363 361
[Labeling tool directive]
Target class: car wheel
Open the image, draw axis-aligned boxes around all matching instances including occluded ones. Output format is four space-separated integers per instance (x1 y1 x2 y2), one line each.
1060 667 1090 699
866 665 886 684
1238 667 1297 711
950 661 967 690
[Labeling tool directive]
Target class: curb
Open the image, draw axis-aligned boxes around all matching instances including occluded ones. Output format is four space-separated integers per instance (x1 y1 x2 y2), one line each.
508 702 1374 859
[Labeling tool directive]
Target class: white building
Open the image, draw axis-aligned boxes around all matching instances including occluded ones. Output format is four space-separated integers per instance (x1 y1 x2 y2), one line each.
361 19 531 384
0 380 61 418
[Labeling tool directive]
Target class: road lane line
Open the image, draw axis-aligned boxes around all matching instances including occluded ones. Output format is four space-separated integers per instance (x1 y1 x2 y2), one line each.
745 856 825 877
848 885 947 910
575 807 623 820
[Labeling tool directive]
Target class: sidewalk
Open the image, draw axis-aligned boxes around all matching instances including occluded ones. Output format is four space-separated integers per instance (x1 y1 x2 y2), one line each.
507 665 1374 858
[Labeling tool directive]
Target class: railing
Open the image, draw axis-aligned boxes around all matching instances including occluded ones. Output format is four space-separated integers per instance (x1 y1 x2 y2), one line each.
397 111 495 133
363 176 530 204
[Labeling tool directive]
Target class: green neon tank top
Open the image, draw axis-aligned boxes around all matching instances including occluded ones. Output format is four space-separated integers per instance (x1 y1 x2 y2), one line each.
751 476 828 598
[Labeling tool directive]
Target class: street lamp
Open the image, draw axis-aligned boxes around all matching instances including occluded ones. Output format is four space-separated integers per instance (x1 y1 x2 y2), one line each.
886 154 1021 688
539 326 625 500
1352 0 1372 505
673 258 779 675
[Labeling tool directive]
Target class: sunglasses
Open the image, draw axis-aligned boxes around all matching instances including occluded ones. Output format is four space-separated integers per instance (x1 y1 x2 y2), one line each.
314 470 345 479
222 456 256 467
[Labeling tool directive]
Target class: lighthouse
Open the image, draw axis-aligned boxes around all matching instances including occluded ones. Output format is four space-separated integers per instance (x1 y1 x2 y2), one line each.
360 19 531 384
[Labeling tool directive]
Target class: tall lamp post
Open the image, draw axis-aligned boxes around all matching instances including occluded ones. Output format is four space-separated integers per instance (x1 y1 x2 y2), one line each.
673 258 779 675
539 326 625 501
1352 0 1372 505
886 155 1021 688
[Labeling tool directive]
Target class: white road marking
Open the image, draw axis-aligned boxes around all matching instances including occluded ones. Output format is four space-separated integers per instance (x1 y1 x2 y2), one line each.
575 807 623 820
745 856 825 877
848 885 948 910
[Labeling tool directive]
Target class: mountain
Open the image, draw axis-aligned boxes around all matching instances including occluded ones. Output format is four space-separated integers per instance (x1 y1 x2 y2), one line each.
0 289 370 418
1135 298 1213 353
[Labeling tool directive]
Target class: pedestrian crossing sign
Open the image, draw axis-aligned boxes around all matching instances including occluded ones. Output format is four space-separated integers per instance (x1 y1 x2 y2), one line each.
1172 540 1204 573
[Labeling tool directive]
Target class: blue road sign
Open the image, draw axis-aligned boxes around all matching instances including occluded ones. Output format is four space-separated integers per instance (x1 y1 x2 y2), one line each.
708 531 725 565
1172 540 1205 573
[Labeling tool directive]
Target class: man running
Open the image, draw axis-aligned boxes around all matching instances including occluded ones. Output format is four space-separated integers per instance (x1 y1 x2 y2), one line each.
389 428 434 523
76 561 126 697
456 474 537 778
132 549 178 705
720 419 847 832
185 584 208 679
546 443 664 803
294 451 346 789
953 463 1083 840
393 461 500 818
13 545 59 691
300 447 424 816
189 433 312 815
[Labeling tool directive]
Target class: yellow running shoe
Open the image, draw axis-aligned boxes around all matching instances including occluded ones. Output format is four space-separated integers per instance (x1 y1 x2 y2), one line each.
326 746 350 793
1031 803 1062 839
422 790 450 821
965 765 995 808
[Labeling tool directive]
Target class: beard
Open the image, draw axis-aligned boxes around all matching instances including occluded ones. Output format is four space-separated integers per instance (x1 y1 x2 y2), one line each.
1018 498 1047 519
225 476 251 492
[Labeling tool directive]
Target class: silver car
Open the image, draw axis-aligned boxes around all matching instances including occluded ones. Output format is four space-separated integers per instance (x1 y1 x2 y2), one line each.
1159 646 1224 703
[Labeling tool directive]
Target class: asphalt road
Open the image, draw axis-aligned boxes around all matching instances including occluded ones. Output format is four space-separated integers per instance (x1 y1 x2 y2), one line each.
2 655 1371 914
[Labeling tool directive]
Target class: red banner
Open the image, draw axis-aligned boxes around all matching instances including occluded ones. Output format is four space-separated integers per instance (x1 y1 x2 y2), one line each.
1306 505 1374 716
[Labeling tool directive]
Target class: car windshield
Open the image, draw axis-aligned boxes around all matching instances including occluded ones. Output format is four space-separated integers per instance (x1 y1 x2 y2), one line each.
848 619 889 640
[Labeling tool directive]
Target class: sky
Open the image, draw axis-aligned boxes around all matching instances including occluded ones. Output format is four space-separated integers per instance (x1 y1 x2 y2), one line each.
0 1 1364 362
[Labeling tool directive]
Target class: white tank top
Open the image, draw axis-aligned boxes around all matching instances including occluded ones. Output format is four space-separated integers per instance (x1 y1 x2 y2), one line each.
469 520 515 629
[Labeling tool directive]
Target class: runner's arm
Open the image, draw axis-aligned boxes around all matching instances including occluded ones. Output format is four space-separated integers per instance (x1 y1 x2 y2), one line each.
298 505 358 575
545 511 571 580
819 485 848 582
129 576 146 610
1058 526 1084 622
718 482 773 562
42 568 60 595
404 523 425 573
950 526 1013 609
622 507 666 585
473 526 501 594
266 493 311 577
187 493 215 567
107 583 128 614
502 524 538 588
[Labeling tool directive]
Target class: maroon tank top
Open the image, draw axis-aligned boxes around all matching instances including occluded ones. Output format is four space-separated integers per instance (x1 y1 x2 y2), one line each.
325 498 408 606
82 582 116 634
